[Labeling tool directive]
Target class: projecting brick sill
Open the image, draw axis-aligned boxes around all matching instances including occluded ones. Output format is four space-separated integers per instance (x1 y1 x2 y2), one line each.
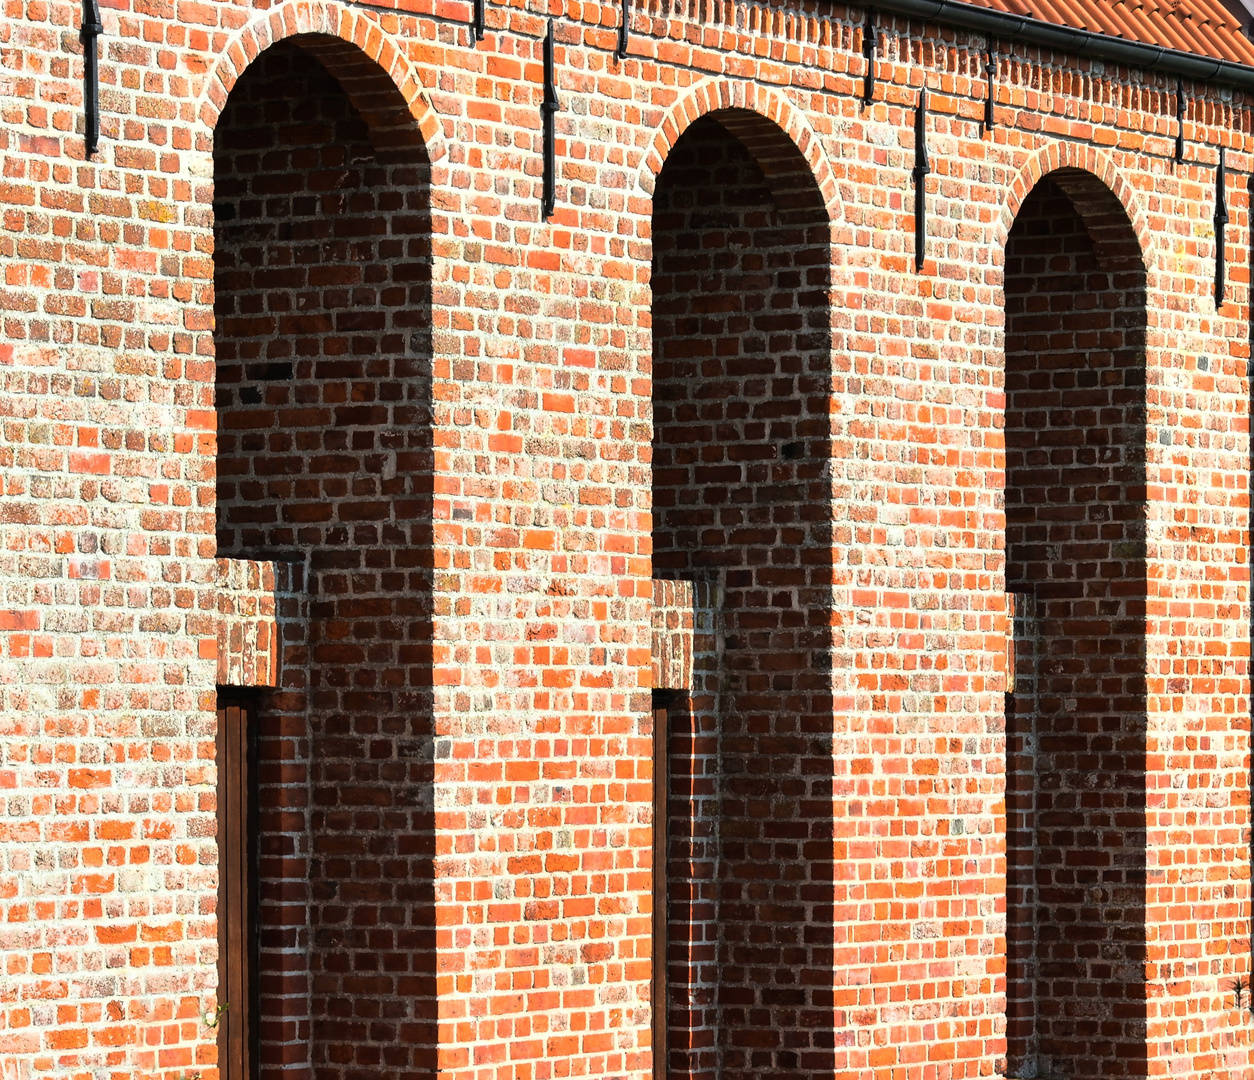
651 578 719 691
215 557 279 689
214 569 702 692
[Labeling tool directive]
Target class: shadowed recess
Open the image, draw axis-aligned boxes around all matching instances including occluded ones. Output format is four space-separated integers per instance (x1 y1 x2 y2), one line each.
651 110 835 1080
214 37 436 1080
1003 169 1148 1080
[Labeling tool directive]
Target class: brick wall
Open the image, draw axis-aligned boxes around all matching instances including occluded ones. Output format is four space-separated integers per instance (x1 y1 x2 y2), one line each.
1003 172 1149 1080
213 41 436 1080
651 112 834 1080
0 1 1251 1079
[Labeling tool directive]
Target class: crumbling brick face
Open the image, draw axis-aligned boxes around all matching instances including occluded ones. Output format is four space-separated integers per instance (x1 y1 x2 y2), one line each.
650 112 834 1080
1004 172 1149 1080
213 41 435 1080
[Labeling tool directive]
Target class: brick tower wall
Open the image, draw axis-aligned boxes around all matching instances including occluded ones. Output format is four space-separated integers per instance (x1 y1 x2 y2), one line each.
1003 172 1149 1080
213 40 436 1080
650 112 834 1080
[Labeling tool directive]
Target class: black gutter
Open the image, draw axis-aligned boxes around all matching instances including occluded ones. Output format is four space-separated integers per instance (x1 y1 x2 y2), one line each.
869 0 1254 93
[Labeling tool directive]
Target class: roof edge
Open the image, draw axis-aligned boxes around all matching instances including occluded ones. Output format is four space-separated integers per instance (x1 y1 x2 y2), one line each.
869 0 1254 92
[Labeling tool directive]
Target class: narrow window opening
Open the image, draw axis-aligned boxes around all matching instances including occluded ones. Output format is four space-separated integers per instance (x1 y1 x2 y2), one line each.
652 690 675 1080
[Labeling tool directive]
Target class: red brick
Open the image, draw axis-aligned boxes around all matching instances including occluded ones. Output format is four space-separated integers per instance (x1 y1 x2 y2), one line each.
0 5 1249 1080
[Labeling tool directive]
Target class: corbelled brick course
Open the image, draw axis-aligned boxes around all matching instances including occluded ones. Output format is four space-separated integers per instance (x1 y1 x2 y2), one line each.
0 0 1251 1079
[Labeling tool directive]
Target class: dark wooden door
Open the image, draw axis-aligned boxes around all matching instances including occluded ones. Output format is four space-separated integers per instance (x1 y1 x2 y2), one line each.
216 697 256 1080
653 693 670 1080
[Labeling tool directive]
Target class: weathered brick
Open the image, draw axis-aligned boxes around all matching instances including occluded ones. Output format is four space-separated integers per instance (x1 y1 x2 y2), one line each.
0 4 1250 1080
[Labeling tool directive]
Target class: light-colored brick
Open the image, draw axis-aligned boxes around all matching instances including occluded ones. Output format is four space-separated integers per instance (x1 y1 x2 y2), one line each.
650 579 693 691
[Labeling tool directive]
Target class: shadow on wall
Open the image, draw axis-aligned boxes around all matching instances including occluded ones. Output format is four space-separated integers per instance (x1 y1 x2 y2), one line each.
1003 169 1148 1080
651 111 835 1080
214 37 436 1080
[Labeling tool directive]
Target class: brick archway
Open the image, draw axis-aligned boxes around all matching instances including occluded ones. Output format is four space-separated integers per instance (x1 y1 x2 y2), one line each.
211 33 439 1080
196 0 446 164
1001 162 1149 1080
996 142 1153 286
635 79 838 221
649 103 836 1080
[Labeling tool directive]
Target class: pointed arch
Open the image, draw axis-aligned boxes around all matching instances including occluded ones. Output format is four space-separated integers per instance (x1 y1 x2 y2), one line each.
196 0 446 164
635 79 837 221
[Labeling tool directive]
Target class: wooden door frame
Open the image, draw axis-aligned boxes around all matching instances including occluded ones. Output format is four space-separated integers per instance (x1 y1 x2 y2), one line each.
216 692 258 1080
652 689 680 1080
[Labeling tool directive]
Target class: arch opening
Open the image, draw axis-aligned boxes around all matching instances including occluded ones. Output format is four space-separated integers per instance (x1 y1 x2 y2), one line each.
1003 168 1148 1080
650 110 835 1080
213 37 436 1080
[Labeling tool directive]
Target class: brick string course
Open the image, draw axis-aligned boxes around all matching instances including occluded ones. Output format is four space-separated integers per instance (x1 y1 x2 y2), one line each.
0 0 1251 1079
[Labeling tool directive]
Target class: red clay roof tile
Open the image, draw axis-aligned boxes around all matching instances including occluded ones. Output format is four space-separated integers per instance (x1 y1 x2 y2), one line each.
964 0 1254 64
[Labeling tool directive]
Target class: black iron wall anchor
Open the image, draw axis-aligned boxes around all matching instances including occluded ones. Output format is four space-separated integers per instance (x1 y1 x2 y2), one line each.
472 0 485 42
984 41 996 132
615 0 630 59
914 87 930 269
81 0 102 157
1175 78 1186 164
541 19 560 220
862 8 877 105
1248 171 1254 325
1214 146 1229 306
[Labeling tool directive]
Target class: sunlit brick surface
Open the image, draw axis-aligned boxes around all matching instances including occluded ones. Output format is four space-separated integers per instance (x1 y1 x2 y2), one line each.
215 557 279 688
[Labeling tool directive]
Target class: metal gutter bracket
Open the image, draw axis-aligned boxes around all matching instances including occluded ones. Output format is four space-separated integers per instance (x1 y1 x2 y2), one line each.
863 9 878 105
542 20 560 220
1175 79 1185 163
914 87 930 269
616 0 630 58
1214 146 1229 305
984 39 996 131
82 0 102 157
